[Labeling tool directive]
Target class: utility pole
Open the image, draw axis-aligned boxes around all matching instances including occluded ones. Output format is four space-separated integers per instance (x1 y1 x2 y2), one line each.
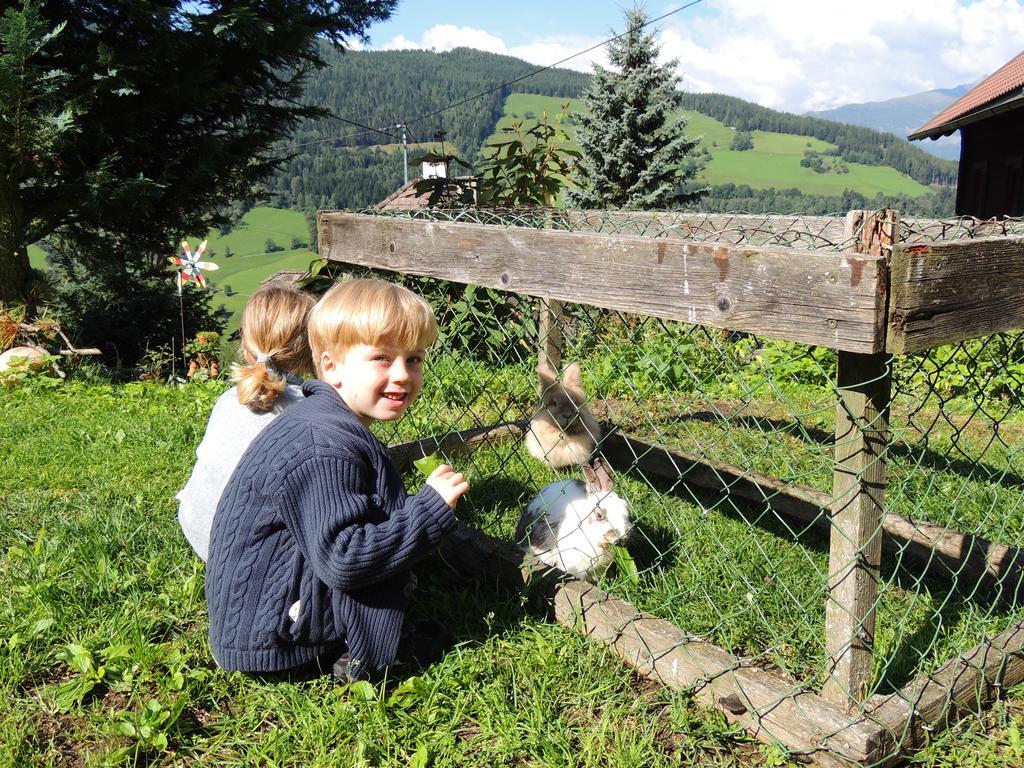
394 123 409 185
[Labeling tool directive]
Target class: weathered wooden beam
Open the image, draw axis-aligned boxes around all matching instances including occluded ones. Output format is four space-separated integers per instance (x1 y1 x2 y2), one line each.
318 212 889 353
887 235 1024 354
598 429 1024 601
430 518 892 767
537 297 564 383
867 619 1024 756
556 580 894 767
822 351 890 709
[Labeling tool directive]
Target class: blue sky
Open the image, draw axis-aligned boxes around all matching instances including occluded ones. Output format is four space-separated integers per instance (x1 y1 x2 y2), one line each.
359 0 1024 114
365 2 702 50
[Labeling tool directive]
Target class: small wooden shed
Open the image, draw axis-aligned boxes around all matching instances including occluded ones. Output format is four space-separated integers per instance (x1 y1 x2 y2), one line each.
909 50 1024 218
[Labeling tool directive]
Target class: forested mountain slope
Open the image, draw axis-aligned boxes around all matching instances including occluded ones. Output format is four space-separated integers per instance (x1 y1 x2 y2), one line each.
264 49 957 216
265 47 589 211
808 85 971 161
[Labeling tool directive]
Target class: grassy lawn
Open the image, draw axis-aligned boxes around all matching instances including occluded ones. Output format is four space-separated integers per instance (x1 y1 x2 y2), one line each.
487 93 932 199
2 344 1024 768
0 378 788 767
4 315 1023 765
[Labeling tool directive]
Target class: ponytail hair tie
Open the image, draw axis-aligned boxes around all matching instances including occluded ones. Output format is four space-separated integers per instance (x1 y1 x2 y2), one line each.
255 352 271 364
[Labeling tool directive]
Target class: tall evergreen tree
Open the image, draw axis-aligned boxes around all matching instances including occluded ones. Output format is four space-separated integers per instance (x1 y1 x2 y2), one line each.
566 8 704 210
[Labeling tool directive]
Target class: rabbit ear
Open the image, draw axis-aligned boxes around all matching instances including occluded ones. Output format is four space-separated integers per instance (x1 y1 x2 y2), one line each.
562 362 583 390
537 362 557 392
582 461 599 493
590 457 614 492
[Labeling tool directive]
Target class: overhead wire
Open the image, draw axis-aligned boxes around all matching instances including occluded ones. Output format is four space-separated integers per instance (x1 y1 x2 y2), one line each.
403 0 706 128
279 0 706 155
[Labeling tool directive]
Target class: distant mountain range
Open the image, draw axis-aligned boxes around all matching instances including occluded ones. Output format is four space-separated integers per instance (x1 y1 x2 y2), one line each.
808 84 974 161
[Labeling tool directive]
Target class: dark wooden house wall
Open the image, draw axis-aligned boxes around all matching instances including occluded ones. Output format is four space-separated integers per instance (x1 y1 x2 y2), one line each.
956 107 1024 218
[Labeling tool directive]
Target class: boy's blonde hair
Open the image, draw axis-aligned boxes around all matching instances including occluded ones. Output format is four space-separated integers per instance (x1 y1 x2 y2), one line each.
308 278 438 373
232 284 315 412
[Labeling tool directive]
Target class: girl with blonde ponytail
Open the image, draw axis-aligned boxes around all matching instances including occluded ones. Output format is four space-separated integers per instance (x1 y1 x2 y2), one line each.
177 284 315 561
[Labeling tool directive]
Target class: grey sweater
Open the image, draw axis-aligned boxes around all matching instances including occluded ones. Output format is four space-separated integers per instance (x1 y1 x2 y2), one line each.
205 380 456 675
177 384 304 561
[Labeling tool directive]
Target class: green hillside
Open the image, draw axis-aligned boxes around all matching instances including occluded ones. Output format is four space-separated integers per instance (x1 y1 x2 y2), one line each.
189 207 315 331
263 48 955 215
489 93 932 199
29 208 314 333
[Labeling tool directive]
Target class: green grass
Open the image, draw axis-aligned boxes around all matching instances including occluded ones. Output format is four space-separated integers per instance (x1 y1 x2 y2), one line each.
0 377 789 767
488 93 933 199
27 243 46 271
3 319 1023 765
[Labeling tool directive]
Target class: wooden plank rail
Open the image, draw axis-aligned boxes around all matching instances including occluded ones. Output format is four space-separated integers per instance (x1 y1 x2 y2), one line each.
599 429 1024 601
318 212 889 353
887 235 1024 354
429 519 892 767
867 619 1024 757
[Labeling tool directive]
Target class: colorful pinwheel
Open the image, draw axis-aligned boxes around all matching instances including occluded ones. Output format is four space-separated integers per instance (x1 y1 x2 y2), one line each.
169 239 218 292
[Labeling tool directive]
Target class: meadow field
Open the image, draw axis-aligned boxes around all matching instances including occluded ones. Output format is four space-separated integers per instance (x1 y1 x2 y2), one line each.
487 93 933 199
29 207 317 334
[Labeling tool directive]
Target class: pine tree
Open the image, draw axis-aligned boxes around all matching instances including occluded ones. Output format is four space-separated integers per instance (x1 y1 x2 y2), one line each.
566 8 705 210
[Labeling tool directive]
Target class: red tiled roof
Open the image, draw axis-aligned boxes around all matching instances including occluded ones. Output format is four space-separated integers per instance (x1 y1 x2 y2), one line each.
375 179 423 210
910 49 1024 140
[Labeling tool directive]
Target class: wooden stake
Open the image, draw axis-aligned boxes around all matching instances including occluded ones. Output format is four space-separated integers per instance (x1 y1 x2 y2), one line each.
822 211 897 709
537 297 563 385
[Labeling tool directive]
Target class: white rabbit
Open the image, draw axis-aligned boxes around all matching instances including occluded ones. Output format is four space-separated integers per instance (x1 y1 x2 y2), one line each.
515 458 631 581
524 362 600 469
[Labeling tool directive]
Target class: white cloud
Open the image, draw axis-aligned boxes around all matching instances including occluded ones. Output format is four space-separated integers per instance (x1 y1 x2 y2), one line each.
372 2 1024 113
381 25 509 54
507 41 608 73
658 0 1024 112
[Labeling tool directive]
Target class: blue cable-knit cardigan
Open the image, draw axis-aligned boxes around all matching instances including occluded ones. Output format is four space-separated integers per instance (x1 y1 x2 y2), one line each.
205 379 457 675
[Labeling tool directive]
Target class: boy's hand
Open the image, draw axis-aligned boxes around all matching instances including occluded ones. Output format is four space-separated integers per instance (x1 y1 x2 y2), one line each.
426 464 469 509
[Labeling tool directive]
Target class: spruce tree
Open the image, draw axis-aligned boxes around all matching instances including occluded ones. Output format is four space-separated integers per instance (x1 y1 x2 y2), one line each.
567 8 704 210
0 0 398 304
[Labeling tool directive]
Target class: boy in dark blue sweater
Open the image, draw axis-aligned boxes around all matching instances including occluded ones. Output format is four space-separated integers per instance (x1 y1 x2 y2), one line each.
206 278 469 680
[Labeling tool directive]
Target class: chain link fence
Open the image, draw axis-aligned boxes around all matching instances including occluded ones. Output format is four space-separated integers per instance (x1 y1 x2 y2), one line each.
321 207 1024 764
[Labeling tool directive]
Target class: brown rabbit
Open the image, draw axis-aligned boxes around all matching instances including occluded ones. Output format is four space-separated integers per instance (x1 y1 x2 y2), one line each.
524 362 600 469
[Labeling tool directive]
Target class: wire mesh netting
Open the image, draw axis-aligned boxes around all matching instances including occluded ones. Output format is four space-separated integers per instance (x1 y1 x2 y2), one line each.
335 207 1024 759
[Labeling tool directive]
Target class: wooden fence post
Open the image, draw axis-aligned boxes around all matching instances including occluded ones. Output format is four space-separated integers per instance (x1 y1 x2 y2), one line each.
822 210 897 709
537 297 564 382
